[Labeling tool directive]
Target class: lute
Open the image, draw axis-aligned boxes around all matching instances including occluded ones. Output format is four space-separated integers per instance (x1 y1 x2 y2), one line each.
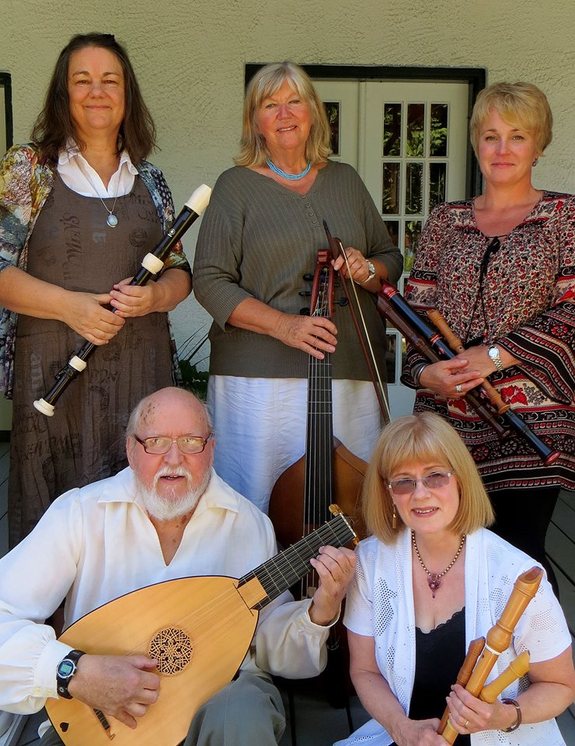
45 506 356 746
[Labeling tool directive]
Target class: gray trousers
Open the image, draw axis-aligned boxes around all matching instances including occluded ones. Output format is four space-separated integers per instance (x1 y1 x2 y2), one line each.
41 671 286 745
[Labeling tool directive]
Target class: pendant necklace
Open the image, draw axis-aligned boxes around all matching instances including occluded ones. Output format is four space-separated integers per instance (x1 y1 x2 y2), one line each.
78 159 120 228
412 532 466 598
105 206 119 228
266 159 312 181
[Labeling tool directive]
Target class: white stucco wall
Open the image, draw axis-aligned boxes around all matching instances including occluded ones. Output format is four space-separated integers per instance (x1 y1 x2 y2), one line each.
2 0 574 353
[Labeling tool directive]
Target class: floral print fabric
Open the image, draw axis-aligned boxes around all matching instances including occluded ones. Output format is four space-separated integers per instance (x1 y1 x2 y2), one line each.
404 193 575 492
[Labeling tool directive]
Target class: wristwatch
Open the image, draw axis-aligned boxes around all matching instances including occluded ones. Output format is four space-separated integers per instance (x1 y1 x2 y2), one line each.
487 344 504 373
360 260 376 285
56 649 85 699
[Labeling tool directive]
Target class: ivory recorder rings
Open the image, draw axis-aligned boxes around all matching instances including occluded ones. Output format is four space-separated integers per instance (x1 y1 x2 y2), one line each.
455 384 463 394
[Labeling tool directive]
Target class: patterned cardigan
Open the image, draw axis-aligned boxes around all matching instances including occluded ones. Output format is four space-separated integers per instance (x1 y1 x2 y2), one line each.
0 144 190 397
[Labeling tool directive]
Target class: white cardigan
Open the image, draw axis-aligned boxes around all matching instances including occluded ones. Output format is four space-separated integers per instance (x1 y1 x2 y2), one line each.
336 528 570 746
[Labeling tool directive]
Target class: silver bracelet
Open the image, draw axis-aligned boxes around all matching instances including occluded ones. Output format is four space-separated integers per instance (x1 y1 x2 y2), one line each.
501 698 522 732
412 363 428 387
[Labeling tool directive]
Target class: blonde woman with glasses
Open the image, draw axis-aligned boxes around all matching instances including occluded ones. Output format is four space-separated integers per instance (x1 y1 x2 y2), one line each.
336 412 575 746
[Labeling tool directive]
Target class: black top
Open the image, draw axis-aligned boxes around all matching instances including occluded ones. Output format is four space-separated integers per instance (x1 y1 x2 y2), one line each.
404 607 470 745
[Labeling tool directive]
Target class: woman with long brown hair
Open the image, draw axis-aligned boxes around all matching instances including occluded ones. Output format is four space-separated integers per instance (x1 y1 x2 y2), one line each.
0 32 191 546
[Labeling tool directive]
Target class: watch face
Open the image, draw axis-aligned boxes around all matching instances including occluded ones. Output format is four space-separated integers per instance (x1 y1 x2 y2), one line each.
58 659 76 678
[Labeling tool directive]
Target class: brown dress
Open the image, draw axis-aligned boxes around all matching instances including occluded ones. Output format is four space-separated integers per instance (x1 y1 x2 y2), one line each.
9 175 175 546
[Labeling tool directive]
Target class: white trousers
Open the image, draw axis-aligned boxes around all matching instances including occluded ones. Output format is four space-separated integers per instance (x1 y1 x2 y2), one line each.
208 376 384 513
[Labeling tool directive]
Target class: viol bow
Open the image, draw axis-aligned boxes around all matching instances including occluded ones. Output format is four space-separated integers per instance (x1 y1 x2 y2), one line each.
322 220 390 423
33 184 211 417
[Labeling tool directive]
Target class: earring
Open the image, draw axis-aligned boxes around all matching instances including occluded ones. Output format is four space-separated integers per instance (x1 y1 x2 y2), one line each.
392 504 397 530
532 158 538 167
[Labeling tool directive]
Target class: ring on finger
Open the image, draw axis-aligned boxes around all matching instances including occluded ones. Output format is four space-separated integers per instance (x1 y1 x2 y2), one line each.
455 384 463 394
464 719 469 729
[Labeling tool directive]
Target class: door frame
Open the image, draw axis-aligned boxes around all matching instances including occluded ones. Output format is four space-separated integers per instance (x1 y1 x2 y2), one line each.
0 73 13 435
0 72 13 154
245 64 485 198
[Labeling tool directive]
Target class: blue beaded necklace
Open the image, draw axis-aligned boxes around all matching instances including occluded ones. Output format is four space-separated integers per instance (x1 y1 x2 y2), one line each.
266 159 312 181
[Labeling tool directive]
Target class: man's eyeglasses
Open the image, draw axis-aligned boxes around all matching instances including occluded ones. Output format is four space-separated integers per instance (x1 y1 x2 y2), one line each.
134 433 213 455
388 471 454 496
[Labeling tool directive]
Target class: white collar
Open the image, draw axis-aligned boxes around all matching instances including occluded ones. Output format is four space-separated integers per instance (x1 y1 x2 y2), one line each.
58 141 139 175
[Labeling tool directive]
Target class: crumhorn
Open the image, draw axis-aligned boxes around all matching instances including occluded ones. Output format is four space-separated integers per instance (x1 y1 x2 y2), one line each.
375 283 560 465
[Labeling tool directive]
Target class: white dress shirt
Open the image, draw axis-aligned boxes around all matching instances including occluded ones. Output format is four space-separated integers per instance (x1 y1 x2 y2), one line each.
0 467 332 716
58 142 138 197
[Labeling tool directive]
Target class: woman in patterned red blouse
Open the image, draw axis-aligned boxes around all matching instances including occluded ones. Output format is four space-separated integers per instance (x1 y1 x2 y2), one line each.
403 82 575 595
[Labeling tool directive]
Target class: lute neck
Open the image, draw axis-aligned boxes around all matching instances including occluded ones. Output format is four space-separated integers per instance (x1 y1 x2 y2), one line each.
238 511 355 609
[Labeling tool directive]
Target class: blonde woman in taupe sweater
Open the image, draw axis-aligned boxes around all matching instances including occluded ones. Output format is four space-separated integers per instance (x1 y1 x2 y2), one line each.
193 61 402 514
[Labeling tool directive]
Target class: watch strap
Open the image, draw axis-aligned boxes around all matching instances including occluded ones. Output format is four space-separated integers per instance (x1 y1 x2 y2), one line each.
488 344 504 372
360 260 376 285
56 649 85 699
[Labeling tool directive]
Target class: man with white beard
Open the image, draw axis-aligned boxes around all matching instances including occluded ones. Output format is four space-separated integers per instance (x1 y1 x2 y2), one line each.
0 387 356 745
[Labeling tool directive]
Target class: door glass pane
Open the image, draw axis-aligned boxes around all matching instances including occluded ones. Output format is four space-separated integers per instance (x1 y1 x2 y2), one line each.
406 103 424 157
430 103 448 156
323 102 340 155
382 162 400 214
383 219 399 248
383 103 401 156
404 220 422 273
429 162 447 210
405 162 423 214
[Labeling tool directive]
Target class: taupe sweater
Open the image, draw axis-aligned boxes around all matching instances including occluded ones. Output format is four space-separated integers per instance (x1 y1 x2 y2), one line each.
193 161 403 379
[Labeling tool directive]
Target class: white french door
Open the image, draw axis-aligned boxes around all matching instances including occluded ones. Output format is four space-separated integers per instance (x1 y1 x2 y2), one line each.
315 79 470 418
